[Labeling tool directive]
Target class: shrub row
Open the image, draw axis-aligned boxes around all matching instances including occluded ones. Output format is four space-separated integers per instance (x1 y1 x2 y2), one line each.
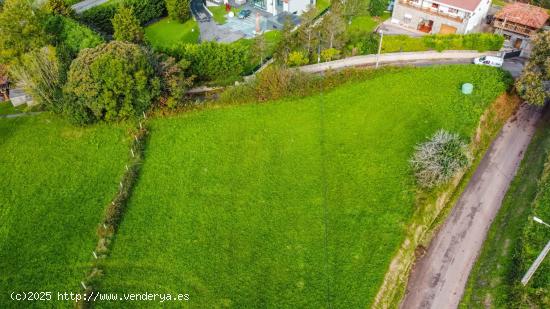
79 0 166 34
78 121 149 309
382 33 504 53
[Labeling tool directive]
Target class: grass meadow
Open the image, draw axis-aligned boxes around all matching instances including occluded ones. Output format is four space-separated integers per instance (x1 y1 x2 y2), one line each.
0 115 130 307
97 66 510 307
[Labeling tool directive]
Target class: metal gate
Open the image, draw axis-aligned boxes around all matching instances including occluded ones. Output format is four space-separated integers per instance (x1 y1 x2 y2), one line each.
503 49 522 59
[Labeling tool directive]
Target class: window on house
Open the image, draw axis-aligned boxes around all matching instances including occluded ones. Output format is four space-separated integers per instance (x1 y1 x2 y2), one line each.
448 8 458 14
432 3 439 9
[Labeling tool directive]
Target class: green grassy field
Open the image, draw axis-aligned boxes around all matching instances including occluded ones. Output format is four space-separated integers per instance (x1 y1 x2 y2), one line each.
0 101 23 115
347 12 391 34
0 115 130 307
145 17 199 50
97 66 509 307
461 113 550 308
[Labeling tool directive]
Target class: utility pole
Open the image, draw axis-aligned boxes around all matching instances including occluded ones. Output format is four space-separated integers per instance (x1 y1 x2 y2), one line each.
521 217 550 286
375 29 384 69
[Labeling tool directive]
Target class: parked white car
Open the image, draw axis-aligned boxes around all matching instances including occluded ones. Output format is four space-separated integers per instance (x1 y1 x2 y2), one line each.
473 56 503 67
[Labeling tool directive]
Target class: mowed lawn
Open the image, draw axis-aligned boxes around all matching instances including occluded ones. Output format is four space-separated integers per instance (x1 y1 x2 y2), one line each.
0 115 129 307
99 66 509 307
145 17 199 50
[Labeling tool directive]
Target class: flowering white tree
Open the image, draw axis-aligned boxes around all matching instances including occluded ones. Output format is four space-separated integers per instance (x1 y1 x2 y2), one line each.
410 129 470 188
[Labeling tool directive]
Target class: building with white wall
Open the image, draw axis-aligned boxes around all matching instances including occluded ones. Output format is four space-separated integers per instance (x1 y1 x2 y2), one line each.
391 0 492 34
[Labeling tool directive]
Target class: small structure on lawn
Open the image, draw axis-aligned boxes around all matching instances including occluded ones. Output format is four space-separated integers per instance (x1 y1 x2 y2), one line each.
0 74 9 101
493 3 549 51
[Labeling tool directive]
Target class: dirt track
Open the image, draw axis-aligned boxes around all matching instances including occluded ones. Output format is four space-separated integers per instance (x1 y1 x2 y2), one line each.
400 103 541 309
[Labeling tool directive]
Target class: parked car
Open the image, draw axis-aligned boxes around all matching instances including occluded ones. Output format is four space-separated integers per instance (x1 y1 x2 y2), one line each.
473 56 503 67
238 9 251 19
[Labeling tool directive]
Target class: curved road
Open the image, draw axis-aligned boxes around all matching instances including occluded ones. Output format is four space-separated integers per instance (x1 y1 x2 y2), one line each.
400 103 541 309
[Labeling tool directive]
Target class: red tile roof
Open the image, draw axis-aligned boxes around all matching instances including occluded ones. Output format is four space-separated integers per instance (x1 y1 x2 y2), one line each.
495 3 549 29
435 0 482 12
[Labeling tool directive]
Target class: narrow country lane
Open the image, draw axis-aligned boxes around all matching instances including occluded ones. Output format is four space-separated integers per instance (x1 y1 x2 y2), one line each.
401 103 541 309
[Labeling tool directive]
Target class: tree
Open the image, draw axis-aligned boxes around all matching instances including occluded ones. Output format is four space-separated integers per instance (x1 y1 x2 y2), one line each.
11 46 63 112
63 41 160 124
154 55 194 108
251 34 267 67
165 0 191 22
369 0 386 17
0 0 48 63
516 32 550 106
45 0 74 17
341 0 366 23
274 17 297 64
112 5 144 43
296 5 319 57
318 8 346 49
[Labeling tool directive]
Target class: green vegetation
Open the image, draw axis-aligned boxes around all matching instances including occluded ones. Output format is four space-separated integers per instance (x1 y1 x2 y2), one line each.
461 113 550 308
98 66 510 307
0 101 23 115
382 33 504 53
0 114 129 306
144 17 199 50
347 12 390 33
316 0 331 13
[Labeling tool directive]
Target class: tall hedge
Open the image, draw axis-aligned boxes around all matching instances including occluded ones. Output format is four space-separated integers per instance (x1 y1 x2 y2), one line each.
79 0 166 34
176 42 248 82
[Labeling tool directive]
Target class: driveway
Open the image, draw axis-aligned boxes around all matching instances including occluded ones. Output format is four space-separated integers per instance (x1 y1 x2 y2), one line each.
71 0 109 13
400 103 541 309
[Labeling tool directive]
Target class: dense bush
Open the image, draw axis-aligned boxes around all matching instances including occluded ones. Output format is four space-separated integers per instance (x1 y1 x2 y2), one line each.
287 51 309 67
45 16 104 57
321 48 341 62
165 0 191 22
79 2 117 33
410 130 469 188
176 42 248 82
347 32 380 55
79 0 166 34
63 41 160 124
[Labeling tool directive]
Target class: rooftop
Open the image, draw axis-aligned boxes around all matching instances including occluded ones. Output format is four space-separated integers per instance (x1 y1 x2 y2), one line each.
495 2 549 29
434 0 482 12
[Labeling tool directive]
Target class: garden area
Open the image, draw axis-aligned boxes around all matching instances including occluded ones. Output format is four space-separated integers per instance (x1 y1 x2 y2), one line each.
144 17 199 50
0 115 130 305
87 65 511 308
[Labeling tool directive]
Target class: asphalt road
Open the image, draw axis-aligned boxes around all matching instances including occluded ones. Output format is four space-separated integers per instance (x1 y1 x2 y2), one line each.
71 0 109 13
400 103 541 309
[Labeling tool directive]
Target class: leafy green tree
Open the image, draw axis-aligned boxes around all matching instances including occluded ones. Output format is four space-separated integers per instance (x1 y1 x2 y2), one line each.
342 0 366 23
296 5 318 57
369 0 386 17
63 41 160 124
516 32 550 106
45 0 74 17
251 34 268 67
154 55 194 108
165 0 191 22
0 0 48 63
11 46 63 112
318 7 346 49
112 5 144 43
274 18 298 64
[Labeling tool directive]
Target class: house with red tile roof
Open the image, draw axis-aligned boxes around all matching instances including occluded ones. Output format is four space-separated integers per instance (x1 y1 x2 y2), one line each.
493 2 548 50
391 0 493 34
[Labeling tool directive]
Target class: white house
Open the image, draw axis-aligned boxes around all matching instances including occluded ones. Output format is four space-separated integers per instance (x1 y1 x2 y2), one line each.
391 0 492 34
252 0 316 16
